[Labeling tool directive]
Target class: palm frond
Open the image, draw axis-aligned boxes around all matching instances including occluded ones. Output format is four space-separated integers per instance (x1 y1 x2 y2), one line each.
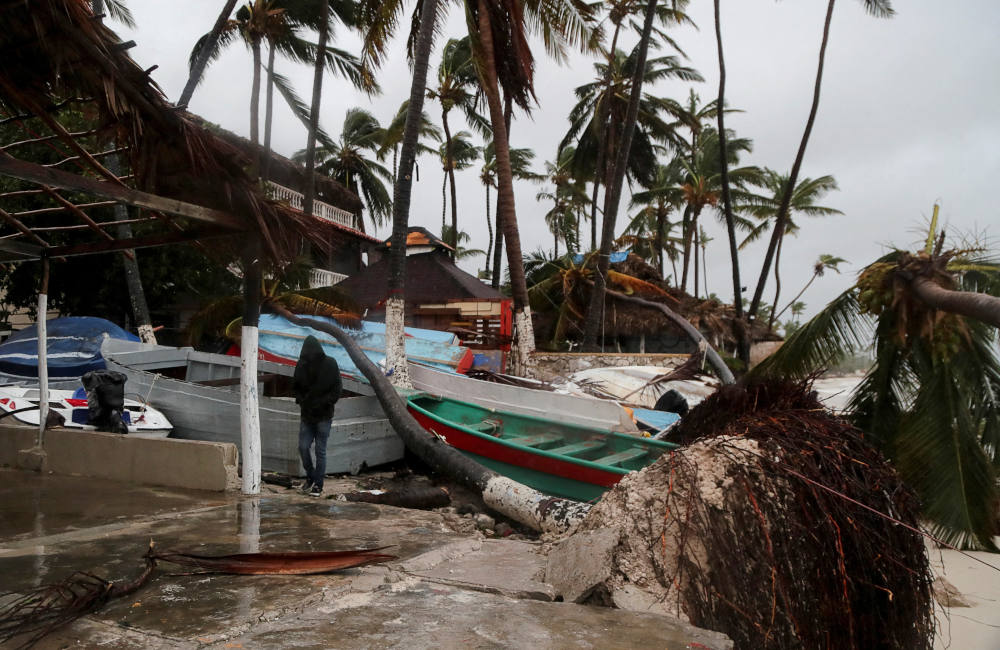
269 70 337 151
749 289 874 381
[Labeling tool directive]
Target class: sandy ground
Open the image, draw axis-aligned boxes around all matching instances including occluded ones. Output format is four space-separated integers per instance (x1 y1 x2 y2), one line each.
931 543 1000 649
813 375 1000 648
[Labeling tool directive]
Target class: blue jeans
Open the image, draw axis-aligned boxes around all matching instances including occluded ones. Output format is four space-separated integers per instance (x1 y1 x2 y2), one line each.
298 418 332 489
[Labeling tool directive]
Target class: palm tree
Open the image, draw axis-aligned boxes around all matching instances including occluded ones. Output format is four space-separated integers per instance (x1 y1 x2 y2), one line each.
180 0 239 107
362 0 598 372
296 108 392 232
746 0 894 334
537 146 586 258
378 100 441 184
740 171 842 331
582 0 669 350
573 0 694 252
750 217 1000 550
479 141 544 289
628 159 685 279
676 128 762 293
359 0 441 387
562 46 701 251
186 1 369 173
437 131 480 254
774 254 844 323
441 225 487 262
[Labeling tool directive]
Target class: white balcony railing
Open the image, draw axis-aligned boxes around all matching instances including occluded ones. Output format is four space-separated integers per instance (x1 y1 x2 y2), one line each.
267 182 357 230
309 268 348 288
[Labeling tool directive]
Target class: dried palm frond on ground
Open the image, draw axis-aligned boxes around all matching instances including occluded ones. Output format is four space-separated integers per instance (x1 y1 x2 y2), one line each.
574 380 934 649
0 542 396 648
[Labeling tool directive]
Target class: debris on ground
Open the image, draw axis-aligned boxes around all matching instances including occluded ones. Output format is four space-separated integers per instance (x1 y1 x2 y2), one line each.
550 379 935 649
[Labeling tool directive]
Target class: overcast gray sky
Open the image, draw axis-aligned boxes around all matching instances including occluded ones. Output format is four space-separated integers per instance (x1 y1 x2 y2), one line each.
119 0 1000 321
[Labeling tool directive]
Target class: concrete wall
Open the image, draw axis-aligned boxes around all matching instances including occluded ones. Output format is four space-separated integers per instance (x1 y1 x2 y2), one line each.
0 424 238 491
525 352 688 382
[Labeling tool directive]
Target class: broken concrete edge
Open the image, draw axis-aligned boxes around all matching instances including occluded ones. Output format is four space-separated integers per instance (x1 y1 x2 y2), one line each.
544 526 621 603
1 424 237 491
481 475 592 535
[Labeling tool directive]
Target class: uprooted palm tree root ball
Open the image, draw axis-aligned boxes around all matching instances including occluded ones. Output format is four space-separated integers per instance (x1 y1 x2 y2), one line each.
574 380 933 649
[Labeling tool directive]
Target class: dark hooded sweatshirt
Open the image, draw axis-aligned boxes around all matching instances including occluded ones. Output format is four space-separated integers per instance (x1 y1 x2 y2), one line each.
293 335 342 423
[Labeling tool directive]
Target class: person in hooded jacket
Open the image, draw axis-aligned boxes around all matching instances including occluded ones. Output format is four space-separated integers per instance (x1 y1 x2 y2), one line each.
293 335 342 496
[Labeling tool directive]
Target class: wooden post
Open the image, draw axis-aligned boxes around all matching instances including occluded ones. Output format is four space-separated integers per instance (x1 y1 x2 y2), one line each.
240 242 262 495
36 256 49 447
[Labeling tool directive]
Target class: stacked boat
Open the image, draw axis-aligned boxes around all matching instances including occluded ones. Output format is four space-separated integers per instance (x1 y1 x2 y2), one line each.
103 314 691 500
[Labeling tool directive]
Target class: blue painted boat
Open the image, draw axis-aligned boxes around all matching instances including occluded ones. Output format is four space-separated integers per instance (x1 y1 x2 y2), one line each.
255 314 473 375
0 317 139 382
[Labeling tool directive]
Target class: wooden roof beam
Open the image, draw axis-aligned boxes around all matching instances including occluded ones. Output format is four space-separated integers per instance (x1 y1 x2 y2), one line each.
42 187 116 243
0 237 43 261
0 153 244 229
12 200 117 218
44 227 234 259
0 205 51 248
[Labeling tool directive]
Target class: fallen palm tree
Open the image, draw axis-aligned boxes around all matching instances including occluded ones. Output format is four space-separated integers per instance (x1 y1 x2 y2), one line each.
265 301 592 534
0 542 395 649
564 379 934 649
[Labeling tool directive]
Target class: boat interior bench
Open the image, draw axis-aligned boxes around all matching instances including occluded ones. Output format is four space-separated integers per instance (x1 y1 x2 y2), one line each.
593 447 648 467
467 418 503 434
547 440 605 457
505 432 563 448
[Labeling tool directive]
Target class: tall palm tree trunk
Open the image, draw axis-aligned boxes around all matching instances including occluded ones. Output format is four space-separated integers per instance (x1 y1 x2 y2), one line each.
249 39 262 149
448 165 459 259
261 44 276 183
655 206 665 278
178 0 238 107
767 235 785 332
679 203 694 291
484 183 493 276
714 0 748 364
587 19 623 254
441 111 458 259
747 0 835 325
302 0 330 217
693 226 700 298
385 0 440 387
476 0 534 370
582 0 659 351
490 95 513 289
441 172 448 233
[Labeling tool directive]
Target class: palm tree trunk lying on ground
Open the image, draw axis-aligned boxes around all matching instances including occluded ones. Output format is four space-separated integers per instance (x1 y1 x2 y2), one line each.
598 286 736 385
265 303 591 534
909 276 1000 328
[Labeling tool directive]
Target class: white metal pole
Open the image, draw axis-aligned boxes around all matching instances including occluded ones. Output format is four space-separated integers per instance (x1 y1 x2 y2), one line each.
240 325 261 494
36 292 48 447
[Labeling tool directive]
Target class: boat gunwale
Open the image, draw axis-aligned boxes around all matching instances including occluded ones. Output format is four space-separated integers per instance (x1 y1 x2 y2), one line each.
406 393 675 476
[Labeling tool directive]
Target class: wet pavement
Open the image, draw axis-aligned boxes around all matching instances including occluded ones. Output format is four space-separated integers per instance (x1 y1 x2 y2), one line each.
0 469 732 649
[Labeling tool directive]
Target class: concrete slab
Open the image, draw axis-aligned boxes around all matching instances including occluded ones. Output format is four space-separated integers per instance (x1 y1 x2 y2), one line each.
0 423 238 491
405 538 556 601
0 470 732 649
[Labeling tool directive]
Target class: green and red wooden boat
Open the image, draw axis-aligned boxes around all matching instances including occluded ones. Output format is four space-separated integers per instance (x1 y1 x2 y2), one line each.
406 393 677 502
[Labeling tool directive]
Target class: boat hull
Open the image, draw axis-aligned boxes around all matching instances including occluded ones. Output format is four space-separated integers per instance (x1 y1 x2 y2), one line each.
406 395 675 502
408 407 619 501
103 341 404 476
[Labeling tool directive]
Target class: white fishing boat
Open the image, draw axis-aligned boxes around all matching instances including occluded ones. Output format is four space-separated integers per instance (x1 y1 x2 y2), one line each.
406 363 640 433
100 338 403 476
0 385 173 438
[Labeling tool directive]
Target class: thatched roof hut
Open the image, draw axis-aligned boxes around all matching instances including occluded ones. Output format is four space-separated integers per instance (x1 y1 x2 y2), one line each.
530 253 776 352
0 0 330 266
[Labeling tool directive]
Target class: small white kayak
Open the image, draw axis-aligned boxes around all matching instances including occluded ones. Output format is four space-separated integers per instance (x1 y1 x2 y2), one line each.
0 386 173 438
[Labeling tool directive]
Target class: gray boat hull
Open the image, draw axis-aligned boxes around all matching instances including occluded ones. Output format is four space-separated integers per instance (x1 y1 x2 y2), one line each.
102 341 403 476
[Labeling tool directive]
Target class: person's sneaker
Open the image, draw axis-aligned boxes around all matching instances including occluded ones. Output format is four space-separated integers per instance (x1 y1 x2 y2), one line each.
308 485 323 497
297 480 313 494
